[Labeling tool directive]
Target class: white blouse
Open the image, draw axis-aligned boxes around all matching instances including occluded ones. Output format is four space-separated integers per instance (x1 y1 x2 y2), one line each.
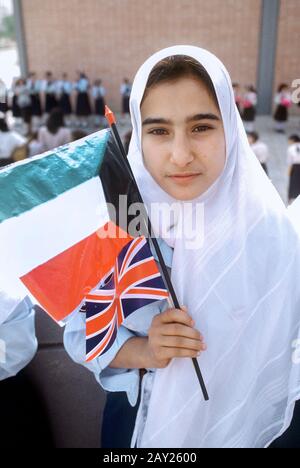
251 141 270 164
0 131 27 159
38 126 72 152
287 143 300 166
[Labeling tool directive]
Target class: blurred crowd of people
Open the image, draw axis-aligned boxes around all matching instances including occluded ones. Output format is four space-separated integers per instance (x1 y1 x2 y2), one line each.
0 107 90 167
234 82 300 134
247 130 300 205
0 71 132 135
231 81 300 205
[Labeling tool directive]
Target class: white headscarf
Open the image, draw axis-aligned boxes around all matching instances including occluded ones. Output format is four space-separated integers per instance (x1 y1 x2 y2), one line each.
128 46 300 448
0 290 24 326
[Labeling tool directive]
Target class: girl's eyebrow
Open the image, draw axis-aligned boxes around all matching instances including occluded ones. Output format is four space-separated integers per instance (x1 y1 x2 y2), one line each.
142 113 220 126
187 113 220 122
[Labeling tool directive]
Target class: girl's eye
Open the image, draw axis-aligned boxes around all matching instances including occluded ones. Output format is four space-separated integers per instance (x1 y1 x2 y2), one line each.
148 128 168 136
193 125 213 133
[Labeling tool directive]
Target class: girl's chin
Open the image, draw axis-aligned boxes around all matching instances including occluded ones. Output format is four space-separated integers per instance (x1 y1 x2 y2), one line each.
164 187 207 201
162 178 207 201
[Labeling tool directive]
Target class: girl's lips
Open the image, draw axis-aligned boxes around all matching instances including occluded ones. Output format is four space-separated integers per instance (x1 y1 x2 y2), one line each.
168 173 202 184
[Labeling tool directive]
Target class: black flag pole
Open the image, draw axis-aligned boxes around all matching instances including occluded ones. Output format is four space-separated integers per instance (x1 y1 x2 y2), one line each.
105 106 209 401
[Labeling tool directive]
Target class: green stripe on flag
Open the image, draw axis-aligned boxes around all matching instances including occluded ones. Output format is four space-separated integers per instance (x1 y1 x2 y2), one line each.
0 130 109 223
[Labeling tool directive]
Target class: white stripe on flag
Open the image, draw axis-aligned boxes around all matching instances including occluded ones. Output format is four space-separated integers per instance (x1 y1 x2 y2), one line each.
0 177 109 279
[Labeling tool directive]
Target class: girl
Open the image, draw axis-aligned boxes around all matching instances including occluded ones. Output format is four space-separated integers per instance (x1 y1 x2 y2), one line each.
247 131 270 176
287 134 300 205
120 78 132 117
65 46 300 448
0 117 27 167
27 72 43 127
242 85 257 132
232 82 242 115
43 71 58 116
0 79 8 115
37 108 72 152
14 78 32 135
57 73 73 120
0 290 37 381
0 289 42 449
75 72 91 127
92 79 106 127
27 131 43 157
11 78 22 121
274 84 292 133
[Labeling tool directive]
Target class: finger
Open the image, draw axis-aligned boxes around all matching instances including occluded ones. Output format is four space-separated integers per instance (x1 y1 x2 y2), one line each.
160 336 206 352
161 323 204 342
162 347 204 360
181 305 195 325
159 308 194 326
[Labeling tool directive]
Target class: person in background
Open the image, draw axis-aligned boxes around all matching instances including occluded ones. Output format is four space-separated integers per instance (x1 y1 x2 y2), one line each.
43 71 58 116
37 107 72 152
0 79 8 116
287 134 300 205
57 73 73 124
75 72 91 128
0 117 27 167
274 84 292 134
27 72 43 129
15 78 32 135
120 78 132 118
242 85 257 132
0 289 53 449
0 290 37 382
71 129 87 142
247 131 270 176
232 82 242 115
28 131 43 157
11 78 22 122
92 79 106 128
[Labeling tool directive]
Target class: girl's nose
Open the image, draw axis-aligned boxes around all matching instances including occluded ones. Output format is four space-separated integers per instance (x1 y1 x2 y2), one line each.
169 133 194 167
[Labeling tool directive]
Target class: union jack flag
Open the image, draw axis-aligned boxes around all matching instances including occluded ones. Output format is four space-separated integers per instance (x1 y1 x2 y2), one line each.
85 236 169 362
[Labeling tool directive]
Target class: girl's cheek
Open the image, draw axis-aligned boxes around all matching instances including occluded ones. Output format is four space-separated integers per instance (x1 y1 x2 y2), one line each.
143 151 160 177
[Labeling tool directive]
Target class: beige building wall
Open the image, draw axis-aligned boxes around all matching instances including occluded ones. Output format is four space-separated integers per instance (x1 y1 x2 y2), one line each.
275 0 300 115
21 0 261 112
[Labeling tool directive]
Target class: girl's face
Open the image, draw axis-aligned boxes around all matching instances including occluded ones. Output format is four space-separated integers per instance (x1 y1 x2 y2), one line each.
141 77 226 201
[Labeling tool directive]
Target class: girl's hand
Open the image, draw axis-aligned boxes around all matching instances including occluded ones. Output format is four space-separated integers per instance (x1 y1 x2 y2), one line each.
145 306 207 369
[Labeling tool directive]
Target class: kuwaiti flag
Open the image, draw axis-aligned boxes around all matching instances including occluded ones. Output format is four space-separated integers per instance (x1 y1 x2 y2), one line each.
0 130 169 359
